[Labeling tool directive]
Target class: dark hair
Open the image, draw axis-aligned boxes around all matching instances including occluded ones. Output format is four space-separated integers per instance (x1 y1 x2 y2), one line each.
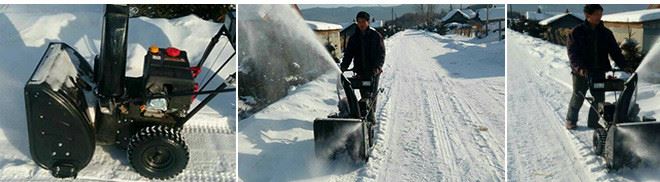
584 4 603 14
356 11 370 21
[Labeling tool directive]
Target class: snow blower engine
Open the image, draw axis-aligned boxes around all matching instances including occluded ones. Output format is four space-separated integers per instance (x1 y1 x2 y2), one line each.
587 71 660 171
24 5 236 179
314 70 382 162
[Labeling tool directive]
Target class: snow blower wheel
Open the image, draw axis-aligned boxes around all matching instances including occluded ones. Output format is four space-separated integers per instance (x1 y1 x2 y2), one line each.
592 127 606 155
128 126 189 179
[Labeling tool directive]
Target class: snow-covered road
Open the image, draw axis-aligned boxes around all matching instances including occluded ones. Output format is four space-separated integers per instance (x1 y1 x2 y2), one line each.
238 30 504 181
507 30 660 181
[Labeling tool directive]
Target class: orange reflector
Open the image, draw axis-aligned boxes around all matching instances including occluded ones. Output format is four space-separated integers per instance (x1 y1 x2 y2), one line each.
149 44 159 54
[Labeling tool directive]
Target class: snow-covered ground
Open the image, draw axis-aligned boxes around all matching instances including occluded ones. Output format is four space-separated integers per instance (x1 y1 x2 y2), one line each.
238 30 505 181
507 30 660 181
0 5 235 181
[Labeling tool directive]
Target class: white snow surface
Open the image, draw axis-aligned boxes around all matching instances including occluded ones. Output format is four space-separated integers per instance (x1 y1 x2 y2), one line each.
306 20 343 31
0 5 235 181
507 30 660 181
238 30 505 181
602 9 660 23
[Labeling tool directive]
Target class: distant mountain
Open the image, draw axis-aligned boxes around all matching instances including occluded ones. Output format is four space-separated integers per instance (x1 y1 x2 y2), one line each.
300 4 455 24
509 4 648 15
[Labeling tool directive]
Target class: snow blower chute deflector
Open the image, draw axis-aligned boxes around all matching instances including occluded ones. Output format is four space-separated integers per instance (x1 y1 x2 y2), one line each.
24 5 236 179
588 71 660 171
314 71 381 162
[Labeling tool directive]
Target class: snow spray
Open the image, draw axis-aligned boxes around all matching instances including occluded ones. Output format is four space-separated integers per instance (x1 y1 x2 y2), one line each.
308 122 363 176
238 5 340 82
613 126 660 166
635 41 660 83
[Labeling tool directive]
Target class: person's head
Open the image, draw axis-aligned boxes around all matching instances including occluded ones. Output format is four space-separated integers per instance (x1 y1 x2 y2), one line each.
583 4 603 26
356 11 370 32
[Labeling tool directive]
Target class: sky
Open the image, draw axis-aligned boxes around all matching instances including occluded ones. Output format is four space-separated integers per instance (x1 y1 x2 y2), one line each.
298 4 401 10
509 4 648 14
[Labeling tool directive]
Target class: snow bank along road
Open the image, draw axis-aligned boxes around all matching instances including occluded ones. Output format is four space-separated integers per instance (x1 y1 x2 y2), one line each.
238 29 504 181
0 5 235 181
507 30 660 181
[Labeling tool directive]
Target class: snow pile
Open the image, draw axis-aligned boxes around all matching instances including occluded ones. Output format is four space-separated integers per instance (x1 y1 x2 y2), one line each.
238 73 340 182
602 8 660 23
0 5 235 181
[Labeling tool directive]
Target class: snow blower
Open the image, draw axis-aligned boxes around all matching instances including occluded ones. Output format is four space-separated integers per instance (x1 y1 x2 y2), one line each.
24 5 236 179
587 71 660 171
314 70 382 162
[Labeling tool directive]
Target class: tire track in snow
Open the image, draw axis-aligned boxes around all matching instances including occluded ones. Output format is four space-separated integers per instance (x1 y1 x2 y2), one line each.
441 76 505 180
507 31 612 181
355 61 396 182
359 30 504 181
182 124 235 135
378 31 446 182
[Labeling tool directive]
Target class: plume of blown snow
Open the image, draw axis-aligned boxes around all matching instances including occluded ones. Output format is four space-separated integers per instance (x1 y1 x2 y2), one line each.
636 41 660 83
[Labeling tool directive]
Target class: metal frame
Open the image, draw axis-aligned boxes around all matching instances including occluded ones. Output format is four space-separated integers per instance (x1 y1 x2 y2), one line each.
175 22 236 127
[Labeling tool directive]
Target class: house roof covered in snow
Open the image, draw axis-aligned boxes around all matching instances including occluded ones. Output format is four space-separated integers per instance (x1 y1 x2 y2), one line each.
526 11 553 21
441 9 477 22
306 20 343 31
539 13 582 26
602 9 660 23
476 7 505 20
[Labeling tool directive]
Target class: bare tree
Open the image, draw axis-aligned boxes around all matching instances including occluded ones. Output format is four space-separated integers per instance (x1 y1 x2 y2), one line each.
426 4 436 24
416 4 426 23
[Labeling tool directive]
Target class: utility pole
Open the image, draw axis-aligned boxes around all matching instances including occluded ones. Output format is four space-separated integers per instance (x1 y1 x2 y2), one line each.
486 5 490 36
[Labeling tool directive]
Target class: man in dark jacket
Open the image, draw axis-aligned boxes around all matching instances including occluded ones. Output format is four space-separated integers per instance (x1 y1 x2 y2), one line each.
340 11 385 123
341 11 385 77
565 4 629 129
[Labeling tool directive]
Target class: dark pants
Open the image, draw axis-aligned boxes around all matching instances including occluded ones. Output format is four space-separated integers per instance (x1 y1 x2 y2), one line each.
566 73 605 127
358 73 380 123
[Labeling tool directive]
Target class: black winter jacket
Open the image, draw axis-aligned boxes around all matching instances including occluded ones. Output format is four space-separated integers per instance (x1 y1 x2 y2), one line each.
567 21 626 74
340 27 385 75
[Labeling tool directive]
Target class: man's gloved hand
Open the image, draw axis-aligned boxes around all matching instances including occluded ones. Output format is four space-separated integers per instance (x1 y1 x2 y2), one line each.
624 67 635 73
373 67 383 75
576 68 588 77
